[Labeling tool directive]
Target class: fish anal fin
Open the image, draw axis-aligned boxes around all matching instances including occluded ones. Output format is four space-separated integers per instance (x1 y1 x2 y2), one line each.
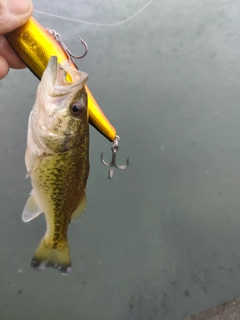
31 238 71 275
22 190 43 222
71 192 87 222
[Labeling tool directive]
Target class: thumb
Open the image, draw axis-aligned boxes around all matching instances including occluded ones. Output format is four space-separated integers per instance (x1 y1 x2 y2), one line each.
0 0 33 34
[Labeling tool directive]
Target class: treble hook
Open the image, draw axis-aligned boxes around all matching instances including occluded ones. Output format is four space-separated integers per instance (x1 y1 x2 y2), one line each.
101 135 129 179
46 28 88 62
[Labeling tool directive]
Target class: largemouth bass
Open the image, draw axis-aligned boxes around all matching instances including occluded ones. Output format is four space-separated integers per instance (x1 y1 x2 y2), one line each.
23 56 89 275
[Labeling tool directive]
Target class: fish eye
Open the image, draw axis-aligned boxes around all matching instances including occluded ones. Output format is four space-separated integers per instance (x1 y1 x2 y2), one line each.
70 101 85 117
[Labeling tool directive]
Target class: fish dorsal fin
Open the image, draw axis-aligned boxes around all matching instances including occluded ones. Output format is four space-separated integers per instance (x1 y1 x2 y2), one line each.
22 190 43 222
71 192 87 222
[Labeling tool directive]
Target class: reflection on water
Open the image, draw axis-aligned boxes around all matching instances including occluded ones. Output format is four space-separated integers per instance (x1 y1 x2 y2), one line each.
1 1 240 319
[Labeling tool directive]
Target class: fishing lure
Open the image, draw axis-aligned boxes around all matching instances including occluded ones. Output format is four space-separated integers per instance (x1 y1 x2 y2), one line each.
5 17 128 178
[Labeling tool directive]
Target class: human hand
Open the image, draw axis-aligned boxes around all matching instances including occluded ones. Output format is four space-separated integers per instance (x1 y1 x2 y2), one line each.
0 0 33 79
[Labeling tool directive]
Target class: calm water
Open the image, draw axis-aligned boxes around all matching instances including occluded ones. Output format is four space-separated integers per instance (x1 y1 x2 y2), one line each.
1 0 240 319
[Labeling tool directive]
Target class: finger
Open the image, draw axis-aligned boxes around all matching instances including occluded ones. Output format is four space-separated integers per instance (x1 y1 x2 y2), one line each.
0 55 9 79
0 0 33 35
0 35 25 68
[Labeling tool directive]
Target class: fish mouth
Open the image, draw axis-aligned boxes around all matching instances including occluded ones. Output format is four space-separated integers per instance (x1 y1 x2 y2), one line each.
39 56 58 92
48 56 58 83
45 56 65 88
41 56 88 97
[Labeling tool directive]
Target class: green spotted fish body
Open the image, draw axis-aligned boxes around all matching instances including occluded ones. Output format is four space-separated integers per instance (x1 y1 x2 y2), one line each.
23 56 89 275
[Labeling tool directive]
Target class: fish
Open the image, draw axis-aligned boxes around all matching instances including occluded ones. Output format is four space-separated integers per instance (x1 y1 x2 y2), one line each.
22 56 89 275
5 17 116 142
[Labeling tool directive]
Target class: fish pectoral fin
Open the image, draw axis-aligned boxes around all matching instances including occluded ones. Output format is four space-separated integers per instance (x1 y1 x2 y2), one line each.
25 152 47 178
22 190 43 223
71 191 87 222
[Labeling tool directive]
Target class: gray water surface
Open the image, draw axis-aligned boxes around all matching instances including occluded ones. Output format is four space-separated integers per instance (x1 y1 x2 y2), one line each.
1 0 240 319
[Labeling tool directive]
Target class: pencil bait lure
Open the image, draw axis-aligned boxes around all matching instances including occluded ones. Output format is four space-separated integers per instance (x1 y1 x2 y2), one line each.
5 17 129 178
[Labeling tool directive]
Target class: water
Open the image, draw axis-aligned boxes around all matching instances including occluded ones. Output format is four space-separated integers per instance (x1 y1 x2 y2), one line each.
1 0 240 319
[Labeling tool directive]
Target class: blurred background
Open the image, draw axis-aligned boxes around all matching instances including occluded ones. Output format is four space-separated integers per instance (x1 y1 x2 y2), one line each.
1 0 240 319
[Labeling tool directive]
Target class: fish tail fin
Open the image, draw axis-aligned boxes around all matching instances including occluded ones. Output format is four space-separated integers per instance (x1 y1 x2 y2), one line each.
31 237 71 275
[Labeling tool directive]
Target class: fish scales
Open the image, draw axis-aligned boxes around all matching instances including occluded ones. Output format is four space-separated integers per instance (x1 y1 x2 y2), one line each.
32 140 89 249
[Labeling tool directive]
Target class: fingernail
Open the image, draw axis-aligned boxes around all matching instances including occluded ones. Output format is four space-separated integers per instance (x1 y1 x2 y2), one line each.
6 0 32 14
